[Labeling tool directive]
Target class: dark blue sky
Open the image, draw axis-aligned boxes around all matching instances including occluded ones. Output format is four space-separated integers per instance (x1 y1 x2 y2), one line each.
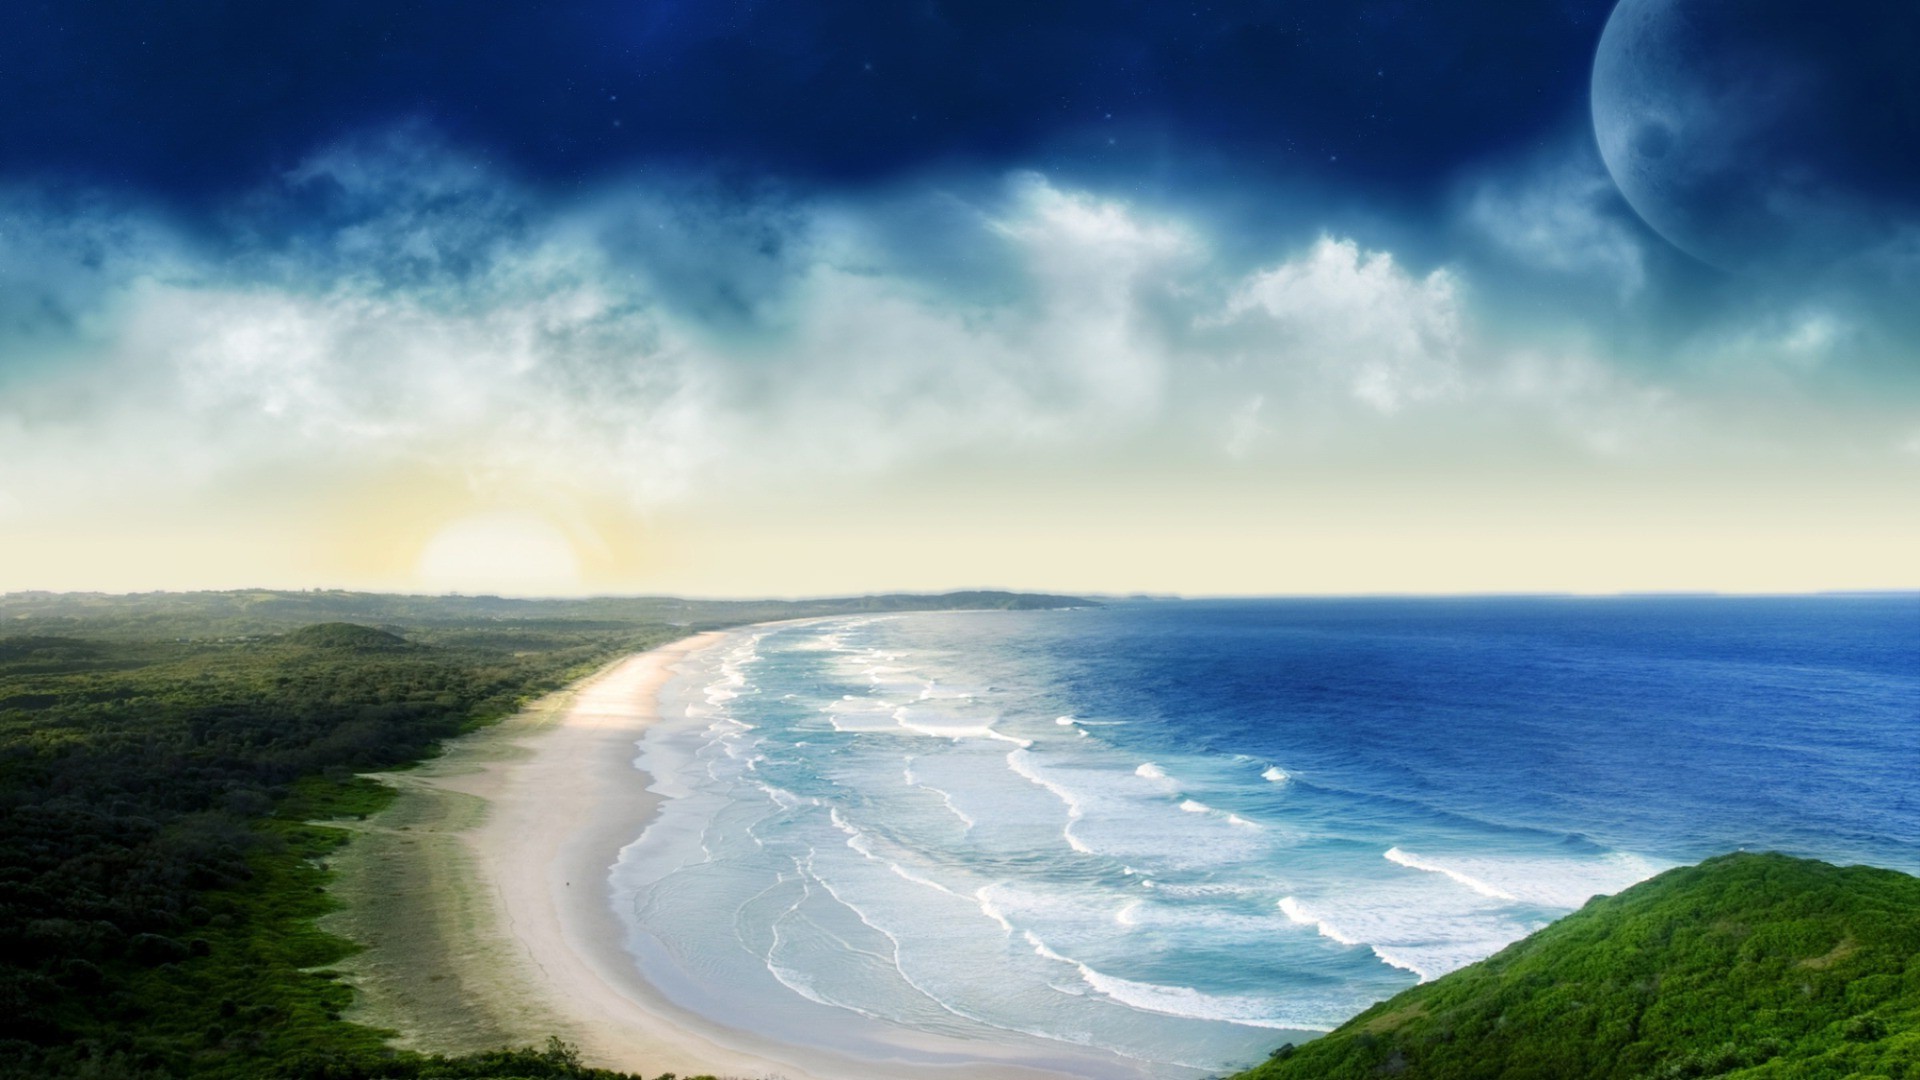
2 1 1615 201
2 1 1917 597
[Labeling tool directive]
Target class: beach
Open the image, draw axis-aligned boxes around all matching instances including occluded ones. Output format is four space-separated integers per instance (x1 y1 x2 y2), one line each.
329 632 797 1076
273 601 1920 1078
328 628 1135 1080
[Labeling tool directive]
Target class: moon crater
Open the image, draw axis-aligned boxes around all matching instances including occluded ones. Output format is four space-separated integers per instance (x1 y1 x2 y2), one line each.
1591 0 1920 272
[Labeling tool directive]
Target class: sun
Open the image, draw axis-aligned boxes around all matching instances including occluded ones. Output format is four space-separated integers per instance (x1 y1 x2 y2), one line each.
414 511 584 596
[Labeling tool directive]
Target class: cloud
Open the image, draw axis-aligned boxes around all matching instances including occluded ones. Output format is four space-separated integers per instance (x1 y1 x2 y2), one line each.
0 134 1896 527
0 153 1202 517
1490 349 1682 457
1464 146 1647 298
1212 237 1465 414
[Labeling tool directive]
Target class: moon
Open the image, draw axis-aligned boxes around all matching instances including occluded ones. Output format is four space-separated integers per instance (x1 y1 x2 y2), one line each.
1591 0 1920 272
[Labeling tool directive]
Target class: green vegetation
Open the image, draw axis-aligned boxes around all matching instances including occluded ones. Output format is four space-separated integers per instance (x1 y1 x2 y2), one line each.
1236 852 1920 1080
0 588 1092 642
0 589 1088 1079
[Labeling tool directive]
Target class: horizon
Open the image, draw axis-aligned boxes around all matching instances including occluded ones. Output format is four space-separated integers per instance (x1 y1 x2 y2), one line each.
7 584 1917 603
3 3 1917 596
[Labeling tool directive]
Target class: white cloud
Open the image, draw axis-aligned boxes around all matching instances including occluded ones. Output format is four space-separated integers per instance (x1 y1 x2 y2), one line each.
1466 148 1647 299
0 161 1204 516
1492 349 1682 457
1680 307 1860 386
0 137 1862 526
1214 237 1465 413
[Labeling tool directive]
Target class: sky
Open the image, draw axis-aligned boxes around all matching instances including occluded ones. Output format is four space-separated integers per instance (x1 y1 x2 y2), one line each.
1 0 1917 597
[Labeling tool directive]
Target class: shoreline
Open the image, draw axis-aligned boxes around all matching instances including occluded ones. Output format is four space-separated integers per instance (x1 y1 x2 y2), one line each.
329 632 800 1077
329 625 1132 1080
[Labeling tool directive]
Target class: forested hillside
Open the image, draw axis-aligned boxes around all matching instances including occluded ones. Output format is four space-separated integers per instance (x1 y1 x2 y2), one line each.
0 588 1091 641
0 590 1087 1078
1237 852 1920 1080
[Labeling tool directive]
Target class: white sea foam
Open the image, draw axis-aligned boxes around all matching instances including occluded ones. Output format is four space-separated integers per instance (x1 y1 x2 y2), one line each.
752 781 805 811
1384 847 1517 900
789 858 964 1025
925 784 977 830
1278 896 1363 947
894 705 1032 747
917 681 979 701
823 694 900 733
1384 847 1668 909
1004 749 1093 853
1278 896 1434 980
1024 930 1329 1031
1022 929 1070 962
624 613 1681 1073
1278 888 1532 983
829 807 863 844
1077 967 1330 1032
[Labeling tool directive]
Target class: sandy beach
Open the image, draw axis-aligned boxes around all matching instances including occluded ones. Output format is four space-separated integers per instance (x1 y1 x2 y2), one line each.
330 632 799 1076
329 629 1131 1080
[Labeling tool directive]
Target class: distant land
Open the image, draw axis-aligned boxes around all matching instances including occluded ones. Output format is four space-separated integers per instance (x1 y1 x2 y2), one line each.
0 587 1098 637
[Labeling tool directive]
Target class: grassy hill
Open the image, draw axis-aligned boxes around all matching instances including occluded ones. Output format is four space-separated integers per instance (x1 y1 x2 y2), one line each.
1235 852 1920 1080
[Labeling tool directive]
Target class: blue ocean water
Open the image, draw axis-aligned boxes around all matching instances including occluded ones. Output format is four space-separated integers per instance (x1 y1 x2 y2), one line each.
612 598 1920 1077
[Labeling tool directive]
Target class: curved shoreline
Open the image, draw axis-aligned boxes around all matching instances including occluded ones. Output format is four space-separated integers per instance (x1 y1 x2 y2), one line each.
330 633 796 1076
330 628 1131 1080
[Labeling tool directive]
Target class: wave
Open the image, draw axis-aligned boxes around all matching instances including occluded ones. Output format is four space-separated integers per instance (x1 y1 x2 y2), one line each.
1004 748 1093 853
752 781 806 811
973 886 1016 933
1384 846 1668 908
1278 895 1431 980
1023 930 1331 1031
919 786 977 831
917 681 980 701
893 705 1032 747
1384 846 1517 900
825 805 973 902
1078 967 1332 1032
627 613 1697 1072
1277 896 1361 947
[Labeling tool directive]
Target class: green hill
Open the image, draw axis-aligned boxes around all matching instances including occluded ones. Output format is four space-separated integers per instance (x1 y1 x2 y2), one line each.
285 622 411 650
1236 853 1920 1080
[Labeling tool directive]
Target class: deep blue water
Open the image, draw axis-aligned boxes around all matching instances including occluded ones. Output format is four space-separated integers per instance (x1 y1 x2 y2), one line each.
613 597 1920 1076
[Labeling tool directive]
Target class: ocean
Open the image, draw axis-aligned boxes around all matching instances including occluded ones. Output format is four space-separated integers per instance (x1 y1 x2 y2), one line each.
610 597 1920 1076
